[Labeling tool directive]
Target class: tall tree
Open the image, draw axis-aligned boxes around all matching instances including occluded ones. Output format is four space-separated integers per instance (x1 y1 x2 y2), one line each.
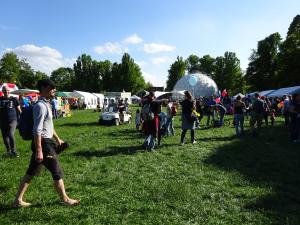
199 54 216 77
0 52 20 84
277 15 300 87
166 56 187 91
50 67 74 91
245 33 281 90
186 54 201 73
214 52 244 94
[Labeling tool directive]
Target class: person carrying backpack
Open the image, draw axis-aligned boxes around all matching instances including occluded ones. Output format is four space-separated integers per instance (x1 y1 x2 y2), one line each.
250 93 265 136
0 85 22 157
13 79 79 208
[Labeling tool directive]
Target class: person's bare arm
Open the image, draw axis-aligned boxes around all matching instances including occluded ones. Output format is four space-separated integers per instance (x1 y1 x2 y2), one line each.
34 135 43 162
16 105 22 114
53 129 63 145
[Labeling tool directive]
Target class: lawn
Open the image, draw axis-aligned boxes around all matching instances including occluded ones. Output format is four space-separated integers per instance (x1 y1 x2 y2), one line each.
0 107 299 225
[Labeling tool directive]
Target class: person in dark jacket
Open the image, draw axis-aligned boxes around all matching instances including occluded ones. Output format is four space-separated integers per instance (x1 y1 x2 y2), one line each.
0 85 21 157
180 91 196 145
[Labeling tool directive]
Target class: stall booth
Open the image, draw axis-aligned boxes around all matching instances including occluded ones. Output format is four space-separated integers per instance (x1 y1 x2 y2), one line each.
71 91 98 109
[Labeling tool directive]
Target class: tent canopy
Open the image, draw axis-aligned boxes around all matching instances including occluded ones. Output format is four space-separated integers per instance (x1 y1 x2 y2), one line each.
259 90 275 96
56 91 72 98
267 86 300 97
11 89 39 95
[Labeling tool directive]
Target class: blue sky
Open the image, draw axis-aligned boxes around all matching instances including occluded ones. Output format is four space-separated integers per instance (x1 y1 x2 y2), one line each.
0 0 299 86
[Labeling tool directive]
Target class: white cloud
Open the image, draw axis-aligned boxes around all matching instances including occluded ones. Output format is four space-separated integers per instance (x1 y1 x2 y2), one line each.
93 42 123 54
4 44 74 74
123 33 143 44
143 43 176 54
142 71 164 86
135 60 148 68
150 56 172 65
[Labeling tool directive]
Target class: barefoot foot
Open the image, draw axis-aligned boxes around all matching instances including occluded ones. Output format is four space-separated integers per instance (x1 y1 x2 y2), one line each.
12 200 31 208
63 198 80 206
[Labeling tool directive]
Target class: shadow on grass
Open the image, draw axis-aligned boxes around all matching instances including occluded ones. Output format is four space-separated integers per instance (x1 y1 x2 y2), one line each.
57 122 99 127
204 125 300 224
73 145 143 158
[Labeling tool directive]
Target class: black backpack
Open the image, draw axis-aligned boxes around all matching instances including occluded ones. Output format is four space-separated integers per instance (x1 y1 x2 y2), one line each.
19 105 34 140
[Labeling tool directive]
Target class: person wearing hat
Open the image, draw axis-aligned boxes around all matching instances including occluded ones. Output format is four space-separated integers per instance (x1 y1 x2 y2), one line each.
0 85 22 157
13 79 79 207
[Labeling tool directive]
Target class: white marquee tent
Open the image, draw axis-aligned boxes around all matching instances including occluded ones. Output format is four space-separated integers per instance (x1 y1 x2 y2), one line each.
71 91 98 109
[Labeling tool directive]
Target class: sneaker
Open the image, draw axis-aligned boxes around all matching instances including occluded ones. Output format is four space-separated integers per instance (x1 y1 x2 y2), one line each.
192 141 197 144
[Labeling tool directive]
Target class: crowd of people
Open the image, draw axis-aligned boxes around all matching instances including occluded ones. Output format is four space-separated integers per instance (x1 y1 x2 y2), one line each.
136 90 300 151
1 79 300 207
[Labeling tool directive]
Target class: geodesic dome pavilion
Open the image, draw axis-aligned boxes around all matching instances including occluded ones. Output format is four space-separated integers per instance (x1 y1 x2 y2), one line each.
172 72 218 98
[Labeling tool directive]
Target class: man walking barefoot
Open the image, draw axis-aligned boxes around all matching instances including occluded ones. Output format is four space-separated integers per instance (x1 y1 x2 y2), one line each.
13 79 79 207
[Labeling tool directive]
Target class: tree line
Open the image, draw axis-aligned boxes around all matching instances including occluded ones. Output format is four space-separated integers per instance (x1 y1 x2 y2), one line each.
1 15 299 95
166 15 300 94
0 52 148 93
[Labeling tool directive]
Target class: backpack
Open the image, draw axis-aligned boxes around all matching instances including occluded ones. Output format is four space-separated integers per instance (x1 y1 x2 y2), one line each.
18 105 34 140
18 100 49 140
142 103 154 121
171 105 177 116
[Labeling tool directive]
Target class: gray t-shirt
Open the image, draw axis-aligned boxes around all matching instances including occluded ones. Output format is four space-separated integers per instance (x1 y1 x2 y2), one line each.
33 98 54 139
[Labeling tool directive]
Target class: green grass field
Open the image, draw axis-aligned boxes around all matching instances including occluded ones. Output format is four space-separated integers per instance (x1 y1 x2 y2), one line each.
0 107 299 225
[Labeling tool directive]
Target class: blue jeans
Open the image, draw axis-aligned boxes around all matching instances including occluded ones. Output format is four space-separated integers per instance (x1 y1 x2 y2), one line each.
219 112 225 126
234 114 244 135
166 117 174 136
143 134 156 151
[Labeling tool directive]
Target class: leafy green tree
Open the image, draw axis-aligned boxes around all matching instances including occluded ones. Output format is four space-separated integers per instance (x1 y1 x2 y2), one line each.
166 56 187 91
214 52 244 94
246 33 281 90
50 67 74 91
277 15 300 87
186 54 201 73
199 54 216 77
0 52 20 84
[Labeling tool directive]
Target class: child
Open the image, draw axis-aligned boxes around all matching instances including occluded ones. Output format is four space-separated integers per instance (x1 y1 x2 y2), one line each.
270 109 276 126
135 109 141 130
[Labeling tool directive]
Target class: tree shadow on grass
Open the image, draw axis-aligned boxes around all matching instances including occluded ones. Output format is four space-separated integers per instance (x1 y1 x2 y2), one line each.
204 125 300 224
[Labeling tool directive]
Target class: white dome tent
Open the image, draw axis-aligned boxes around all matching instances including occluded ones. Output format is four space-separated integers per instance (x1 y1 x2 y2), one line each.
172 72 218 98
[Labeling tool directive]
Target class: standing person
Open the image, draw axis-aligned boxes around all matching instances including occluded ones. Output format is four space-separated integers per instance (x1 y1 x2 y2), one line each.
13 79 79 207
206 96 216 126
135 109 141 131
180 91 196 145
51 97 59 119
118 99 125 123
289 94 300 143
233 95 246 136
0 85 22 157
283 95 291 127
261 97 270 126
142 92 160 151
165 99 175 136
250 93 265 137
270 109 276 126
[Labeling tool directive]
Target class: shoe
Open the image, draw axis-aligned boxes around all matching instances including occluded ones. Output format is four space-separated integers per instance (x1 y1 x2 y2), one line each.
192 141 197 144
10 151 19 158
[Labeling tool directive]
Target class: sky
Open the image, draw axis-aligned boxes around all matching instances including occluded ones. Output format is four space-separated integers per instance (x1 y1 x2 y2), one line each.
0 0 299 86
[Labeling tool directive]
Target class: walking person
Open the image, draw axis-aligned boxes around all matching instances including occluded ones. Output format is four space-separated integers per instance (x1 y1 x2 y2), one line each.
0 85 21 157
13 79 80 207
166 99 175 136
283 95 291 127
233 95 246 136
180 91 196 145
289 94 300 143
51 97 59 119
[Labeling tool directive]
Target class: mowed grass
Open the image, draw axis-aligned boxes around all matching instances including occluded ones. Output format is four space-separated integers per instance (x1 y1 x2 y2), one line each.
0 107 300 225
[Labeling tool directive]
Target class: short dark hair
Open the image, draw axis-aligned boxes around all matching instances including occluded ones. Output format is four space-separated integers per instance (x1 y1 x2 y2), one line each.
254 93 260 98
37 79 56 92
184 91 192 100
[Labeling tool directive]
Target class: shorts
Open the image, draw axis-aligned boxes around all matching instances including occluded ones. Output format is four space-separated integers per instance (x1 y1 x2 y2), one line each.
26 138 64 180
